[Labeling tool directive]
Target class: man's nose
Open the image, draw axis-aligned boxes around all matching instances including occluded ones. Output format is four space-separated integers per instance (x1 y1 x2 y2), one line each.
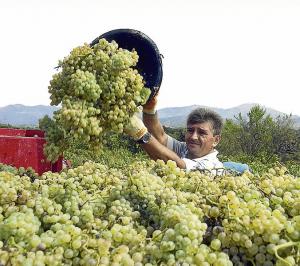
190 130 199 140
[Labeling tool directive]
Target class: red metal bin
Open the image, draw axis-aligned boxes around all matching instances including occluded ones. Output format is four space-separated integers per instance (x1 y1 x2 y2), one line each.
0 128 62 175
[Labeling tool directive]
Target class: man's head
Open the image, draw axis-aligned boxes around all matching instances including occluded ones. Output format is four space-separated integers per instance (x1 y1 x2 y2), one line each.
185 108 223 159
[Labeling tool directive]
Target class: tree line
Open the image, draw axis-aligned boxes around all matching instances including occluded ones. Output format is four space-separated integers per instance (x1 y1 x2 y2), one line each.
1 105 299 172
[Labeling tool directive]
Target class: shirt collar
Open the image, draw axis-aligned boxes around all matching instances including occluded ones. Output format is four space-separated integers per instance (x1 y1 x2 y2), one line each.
185 149 219 160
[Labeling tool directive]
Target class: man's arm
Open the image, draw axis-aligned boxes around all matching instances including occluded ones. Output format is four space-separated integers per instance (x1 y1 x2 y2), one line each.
143 112 168 146
141 134 186 169
124 114 186 169
142 95 168 146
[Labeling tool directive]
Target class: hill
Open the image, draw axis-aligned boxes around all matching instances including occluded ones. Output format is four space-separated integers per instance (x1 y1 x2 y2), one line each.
0 104 59 127
158 103 300 128
0 103 299 128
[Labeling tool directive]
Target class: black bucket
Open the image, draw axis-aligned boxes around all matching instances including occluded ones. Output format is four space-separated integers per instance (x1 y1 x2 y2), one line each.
90 29 163 101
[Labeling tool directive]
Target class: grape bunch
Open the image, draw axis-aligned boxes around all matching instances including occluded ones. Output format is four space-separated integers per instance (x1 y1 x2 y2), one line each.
41 39 151 162
1 161 299 265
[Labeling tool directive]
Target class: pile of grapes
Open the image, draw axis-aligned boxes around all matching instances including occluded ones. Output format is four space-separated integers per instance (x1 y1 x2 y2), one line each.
0 160 299 265
41 38 151 162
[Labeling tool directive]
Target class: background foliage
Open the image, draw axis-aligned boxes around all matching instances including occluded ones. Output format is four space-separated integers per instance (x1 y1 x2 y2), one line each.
1 105 299 176
162 105 300 176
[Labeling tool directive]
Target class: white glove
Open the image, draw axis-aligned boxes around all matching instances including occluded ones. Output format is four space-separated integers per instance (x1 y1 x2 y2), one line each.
124 114 148 141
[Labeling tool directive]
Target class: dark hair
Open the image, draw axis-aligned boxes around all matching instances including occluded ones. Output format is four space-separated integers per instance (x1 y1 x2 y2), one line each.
187 108 223 135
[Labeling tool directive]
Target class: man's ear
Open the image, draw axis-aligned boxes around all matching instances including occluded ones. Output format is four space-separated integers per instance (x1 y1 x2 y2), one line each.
213 135 221 147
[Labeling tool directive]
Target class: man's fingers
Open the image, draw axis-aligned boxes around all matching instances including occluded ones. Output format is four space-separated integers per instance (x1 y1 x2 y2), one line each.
143 93 159 114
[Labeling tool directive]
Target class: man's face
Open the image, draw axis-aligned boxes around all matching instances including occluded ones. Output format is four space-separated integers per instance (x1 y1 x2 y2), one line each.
185 121 221 159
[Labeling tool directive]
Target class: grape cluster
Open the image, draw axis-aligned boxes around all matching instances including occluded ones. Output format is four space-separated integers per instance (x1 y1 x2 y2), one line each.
42 38 151 162
0 161 299 265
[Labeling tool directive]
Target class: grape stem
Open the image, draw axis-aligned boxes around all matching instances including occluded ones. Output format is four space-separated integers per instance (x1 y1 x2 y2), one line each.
80 191 108 208
273 241 299 266
81 233 90 249
205 196 218 206
152 228 168 241
94 253 100 266
284 233 293 242
8 237 23 252
226 204 231 217
248 176 276 197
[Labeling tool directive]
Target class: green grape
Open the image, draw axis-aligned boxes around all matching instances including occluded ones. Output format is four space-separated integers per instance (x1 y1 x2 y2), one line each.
42 38 151 162
210 239 221 250
0 159 299 264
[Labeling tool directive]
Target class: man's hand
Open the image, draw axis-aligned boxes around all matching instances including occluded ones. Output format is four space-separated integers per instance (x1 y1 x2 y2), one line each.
124 114 148 141
143 94 158 115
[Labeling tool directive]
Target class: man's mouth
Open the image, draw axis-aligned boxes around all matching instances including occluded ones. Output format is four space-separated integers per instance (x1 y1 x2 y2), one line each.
188 142 201 146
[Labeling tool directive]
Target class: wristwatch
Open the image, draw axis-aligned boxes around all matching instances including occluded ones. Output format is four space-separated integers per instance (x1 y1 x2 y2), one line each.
137 131 152 144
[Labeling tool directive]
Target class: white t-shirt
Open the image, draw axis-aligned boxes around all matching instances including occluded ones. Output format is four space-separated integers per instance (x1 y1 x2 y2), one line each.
167 135 223 174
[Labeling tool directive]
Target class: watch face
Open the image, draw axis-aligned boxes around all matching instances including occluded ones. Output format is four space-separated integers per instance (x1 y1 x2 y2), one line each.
143 132 151 143
138 132 151 144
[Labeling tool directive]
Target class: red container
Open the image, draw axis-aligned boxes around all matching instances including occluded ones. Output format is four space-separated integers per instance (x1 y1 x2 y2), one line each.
0 128 62 175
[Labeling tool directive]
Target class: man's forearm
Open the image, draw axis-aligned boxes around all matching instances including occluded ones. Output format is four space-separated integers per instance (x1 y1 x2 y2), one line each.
143 112 167 145
140 135 186 169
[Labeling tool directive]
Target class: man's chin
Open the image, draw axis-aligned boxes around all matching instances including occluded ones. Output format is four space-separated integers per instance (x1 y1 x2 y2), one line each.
187 149 201 159
188 145 207 158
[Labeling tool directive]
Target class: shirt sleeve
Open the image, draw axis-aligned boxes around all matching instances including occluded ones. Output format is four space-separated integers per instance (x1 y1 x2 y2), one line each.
166 135 187 158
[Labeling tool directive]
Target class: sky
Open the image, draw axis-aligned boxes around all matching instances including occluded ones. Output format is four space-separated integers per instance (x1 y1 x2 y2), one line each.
1 0 300 115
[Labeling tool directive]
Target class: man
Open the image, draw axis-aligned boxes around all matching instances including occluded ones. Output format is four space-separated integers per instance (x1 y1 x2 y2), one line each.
125 95 224 172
